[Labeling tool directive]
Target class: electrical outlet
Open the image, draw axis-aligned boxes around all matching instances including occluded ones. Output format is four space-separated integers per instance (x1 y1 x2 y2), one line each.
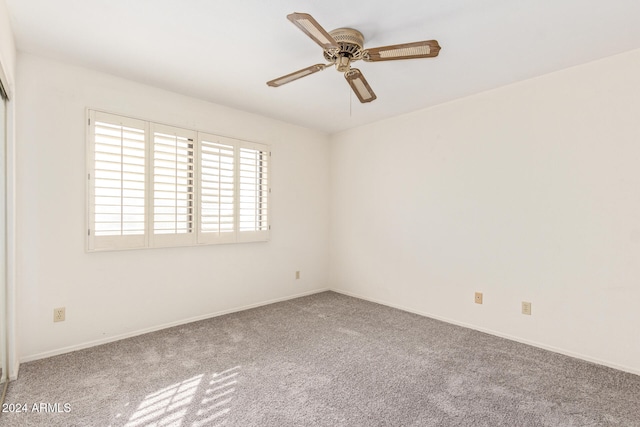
295 271 300 280
53 307 66 322
474 292 483 304
522 302 532 315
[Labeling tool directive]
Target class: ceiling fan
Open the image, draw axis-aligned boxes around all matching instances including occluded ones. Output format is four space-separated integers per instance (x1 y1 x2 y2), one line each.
267 12 441 103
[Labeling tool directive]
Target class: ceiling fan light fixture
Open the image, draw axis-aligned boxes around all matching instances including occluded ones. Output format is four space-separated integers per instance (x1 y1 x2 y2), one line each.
336 56 351 72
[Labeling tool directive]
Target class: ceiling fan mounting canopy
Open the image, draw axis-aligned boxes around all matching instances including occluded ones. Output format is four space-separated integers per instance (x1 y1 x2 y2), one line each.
323 28 365 72
324 28 365 58
267 12 441 103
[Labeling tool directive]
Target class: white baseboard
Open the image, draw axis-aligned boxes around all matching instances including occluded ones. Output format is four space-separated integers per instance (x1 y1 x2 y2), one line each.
19 286 639 377
20 288 329 364
330 288 640 377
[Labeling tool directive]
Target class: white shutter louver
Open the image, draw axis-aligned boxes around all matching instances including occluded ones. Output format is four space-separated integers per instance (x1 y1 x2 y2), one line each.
238 142 269 242
199 134 236 244
87 110 270 251
151 124 196 247
88 111 147 251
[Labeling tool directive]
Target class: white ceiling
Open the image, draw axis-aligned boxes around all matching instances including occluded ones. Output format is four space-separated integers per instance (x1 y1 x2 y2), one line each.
5 0 640 134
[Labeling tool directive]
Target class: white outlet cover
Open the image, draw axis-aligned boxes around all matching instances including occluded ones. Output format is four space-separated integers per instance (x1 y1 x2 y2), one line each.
54 307 66 322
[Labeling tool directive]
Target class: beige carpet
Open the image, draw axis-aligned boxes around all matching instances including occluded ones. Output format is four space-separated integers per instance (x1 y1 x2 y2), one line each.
2 291 639 426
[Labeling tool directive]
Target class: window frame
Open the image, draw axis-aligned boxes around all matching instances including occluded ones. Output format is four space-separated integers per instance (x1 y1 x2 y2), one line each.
86 110 270 252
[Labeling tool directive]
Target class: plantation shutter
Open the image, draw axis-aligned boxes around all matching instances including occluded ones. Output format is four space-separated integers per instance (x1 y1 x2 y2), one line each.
88 111 147 251
87 110 270 251
198 133 237 244
238 141 270 242
150 123 197 247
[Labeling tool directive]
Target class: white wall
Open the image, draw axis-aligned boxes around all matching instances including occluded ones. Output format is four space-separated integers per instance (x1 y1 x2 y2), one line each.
16 53 331 361
0 0 18 379
329 48 640 374
13 43 640 375
0 0 16 88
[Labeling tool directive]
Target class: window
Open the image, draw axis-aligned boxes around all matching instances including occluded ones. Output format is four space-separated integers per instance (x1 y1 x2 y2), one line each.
87 111 270 251
238 144 270 241
88 112 147 251
150 124 196 247
198 133 236 244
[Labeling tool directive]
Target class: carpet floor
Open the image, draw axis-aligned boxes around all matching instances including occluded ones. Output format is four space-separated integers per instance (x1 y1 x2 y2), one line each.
2 291 639 426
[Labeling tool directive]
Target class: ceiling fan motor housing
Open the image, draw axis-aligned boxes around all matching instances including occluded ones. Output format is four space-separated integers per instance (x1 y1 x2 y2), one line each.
324 28 365 71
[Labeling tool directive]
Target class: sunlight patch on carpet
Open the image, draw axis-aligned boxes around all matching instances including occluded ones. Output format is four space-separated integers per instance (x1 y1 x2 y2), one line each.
125 374 203 427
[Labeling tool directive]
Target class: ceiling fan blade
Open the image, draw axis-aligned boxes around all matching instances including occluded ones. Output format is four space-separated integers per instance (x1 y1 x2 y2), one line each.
287 13 339 50
344 68 377 103
267 64 329 87
363 40 441 62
